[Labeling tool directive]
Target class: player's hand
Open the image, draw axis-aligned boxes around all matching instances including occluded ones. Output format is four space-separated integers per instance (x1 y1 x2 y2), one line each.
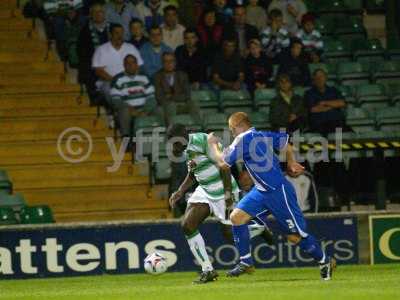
287 161 305 177
207 132 219 145
187 160 197 172
169 190 183 208
224 191 235 209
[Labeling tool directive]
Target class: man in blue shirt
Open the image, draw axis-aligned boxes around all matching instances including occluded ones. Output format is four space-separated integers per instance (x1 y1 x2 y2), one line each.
208 112 336 280
305 69 347 135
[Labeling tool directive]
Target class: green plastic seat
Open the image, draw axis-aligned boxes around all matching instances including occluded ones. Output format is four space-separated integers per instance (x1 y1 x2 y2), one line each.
19 205 54 224
254 89 277 107
375 107 400 131
337 62 370 86
385 84 400 103
365 0 385 13
354 39 385 61
318 0 347 13
356 84 390 113
343 0 363 12
315 17 335 35
170 114 203 131
0 206 18 225
335 16 366 36
0 192 26 210
191 90 218 108
219 90 252 108
335 84 356 104
0 170 12 194
249 112 270 130
346 107 376 132
204 113 228 131
154 158 172 182
386 36 400 60
372 61 400 81
223 106 253 115
135 115 165 132
323 39 352 62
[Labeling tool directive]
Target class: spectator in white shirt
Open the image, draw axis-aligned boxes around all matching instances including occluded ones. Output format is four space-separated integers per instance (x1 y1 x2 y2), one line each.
92 23 143 106
161 5 185 50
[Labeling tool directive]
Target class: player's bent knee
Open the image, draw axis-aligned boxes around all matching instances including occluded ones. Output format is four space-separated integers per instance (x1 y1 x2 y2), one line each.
230 209 250 225
181 218 198 236
287 234 302 244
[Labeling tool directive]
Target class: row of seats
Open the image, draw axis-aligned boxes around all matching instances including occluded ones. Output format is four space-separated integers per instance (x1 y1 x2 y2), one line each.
0 169 54 225
305 0 382 14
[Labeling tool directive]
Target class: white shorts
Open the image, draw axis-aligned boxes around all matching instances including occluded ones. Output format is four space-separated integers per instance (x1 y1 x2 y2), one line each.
187 186 238 225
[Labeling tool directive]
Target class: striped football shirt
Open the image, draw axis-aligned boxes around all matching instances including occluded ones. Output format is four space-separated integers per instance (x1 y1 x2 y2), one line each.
110 73 155 107
186 133 239 201
296 29 323 51
260 26 290 57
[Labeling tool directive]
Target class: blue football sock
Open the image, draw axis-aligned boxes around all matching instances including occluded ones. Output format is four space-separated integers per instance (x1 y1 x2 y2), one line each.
232 224 253 266
299 235 326 263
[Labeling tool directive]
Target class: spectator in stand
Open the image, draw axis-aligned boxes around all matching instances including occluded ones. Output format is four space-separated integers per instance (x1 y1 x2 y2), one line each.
277 38 311 86
196 8 224 67
212 39 245 92
161 5 186 50
260 9 290 63
110 55 155 138
246 0 267 32
269 74 307 132
140 26 173 78
77 3 109 105
212 0 233 26
175 28 207 89
154 53 200 125
268 0 307 34
92 24 143 110
136 0 171 31
296 13 323 63
223 5 259 57
305 69 348 136
129 18 148 49
244 39 273 94
105 0 139 41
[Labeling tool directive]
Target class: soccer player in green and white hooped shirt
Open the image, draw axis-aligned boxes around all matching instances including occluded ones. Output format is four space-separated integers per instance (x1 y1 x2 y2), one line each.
168 124 273 284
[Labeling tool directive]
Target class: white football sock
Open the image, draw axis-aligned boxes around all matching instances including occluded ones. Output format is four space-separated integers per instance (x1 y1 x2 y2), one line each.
186 230 213 272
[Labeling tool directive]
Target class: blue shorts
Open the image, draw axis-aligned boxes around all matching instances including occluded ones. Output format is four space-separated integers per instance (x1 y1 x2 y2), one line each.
237 182 308 237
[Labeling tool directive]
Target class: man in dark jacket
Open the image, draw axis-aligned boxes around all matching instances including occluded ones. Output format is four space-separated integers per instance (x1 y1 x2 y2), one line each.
277 38 311 86
223 5 259 57
77 3 109 104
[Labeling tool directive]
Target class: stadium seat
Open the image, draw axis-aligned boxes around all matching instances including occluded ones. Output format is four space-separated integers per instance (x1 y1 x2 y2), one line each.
335 16 366 37
223 106 253 115
315 17 335 35
385 84 400 104
254 88 277 108
342 0 363 13
386 36 400 60
19 205 54 224
337 62 370 86
356 84 390 112
191 89 219 109
0 169 12 193
134 115 166 156
323 38 352 63
376 107 400 131
204 113 228 132
170 114 203 131
0 192 25 210
0 206 18 225
335 84 356 105
372 60 400 82
345 107 376 132
318 0 347 14
353 39 385 61
219 90 253 111
154 158 172 182
293 86 307 97
249 112 270 131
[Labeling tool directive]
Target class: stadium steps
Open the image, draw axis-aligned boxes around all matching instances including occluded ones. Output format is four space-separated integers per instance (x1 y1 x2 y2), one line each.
0 94 89 109
54 208 172 222
0 4 170 222
23 186 167 213
7 161 149 190
0 139 131 166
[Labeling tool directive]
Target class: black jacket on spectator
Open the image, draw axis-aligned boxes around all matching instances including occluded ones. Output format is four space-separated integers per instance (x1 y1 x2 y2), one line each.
244 53 273 93
130 36 148 50
223 23 259 48
277 51 311 86
212 51 243 82
269 92 308 132
175 45 207 84
77 21 109 90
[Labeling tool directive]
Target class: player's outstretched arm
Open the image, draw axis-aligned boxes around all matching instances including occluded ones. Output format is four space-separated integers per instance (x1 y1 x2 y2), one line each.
207 133 229 170
169 172 196 208
284 143 305 177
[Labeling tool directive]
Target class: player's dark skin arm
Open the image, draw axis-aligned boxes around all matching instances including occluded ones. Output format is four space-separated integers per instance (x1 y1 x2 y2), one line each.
169 171 196 208
220 167 234 208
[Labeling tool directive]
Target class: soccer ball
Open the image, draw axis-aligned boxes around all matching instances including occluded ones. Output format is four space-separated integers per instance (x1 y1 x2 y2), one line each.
144 252 168 275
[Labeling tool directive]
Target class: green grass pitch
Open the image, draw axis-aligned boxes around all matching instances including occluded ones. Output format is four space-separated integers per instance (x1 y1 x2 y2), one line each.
0 264 399 300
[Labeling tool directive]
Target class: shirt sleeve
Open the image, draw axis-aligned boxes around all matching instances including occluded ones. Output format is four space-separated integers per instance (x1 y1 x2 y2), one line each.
261 131 289 151
222 135 244 167
92 47 104 68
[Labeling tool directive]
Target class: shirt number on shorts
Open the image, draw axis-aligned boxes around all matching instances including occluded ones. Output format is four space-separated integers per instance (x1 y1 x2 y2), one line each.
286 219 295 229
